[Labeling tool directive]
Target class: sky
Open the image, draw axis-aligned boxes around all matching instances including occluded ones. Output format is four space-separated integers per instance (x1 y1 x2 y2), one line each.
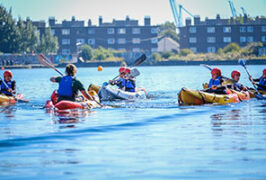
1 0 266 25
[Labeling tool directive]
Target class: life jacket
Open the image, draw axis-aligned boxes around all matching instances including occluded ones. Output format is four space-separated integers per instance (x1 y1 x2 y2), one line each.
123 79 136 92
58 76 73 98
258 76 266 90
234 82 243 91
1 80 14 96
208 76 222 88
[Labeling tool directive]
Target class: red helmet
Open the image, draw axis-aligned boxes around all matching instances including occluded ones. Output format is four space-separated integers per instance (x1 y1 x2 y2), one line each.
211 68 221 76
231 70 241 78
119 67 126 73
4 70 12 78
124 67 131 74
263 69 266 74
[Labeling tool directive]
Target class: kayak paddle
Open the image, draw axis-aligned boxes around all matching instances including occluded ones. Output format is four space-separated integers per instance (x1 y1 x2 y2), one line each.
239 59 265 100
37 54 103 106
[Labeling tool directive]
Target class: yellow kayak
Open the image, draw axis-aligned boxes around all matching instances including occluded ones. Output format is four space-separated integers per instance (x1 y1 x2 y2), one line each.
178 87 240 106
0 94 17 104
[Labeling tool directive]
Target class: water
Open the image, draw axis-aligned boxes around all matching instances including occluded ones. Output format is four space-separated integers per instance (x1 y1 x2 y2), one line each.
0 65 265 179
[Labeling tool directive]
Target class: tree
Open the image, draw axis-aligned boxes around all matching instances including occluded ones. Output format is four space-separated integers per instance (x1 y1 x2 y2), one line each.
36 27 58 54
159 21 179 43
180 49 193 56
80 44 93 60
223 43 240 53
241 42 263 56
93 46 113 60
0 5 21 53
151 52 162 61
17 19 39 53
161 51 174 59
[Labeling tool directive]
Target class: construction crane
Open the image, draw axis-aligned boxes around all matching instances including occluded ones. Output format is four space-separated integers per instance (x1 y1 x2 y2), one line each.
169 0 194 27
228 0 237 18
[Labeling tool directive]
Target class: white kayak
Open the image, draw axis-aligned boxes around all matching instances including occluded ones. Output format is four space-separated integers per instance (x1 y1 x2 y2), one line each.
99 85 147 101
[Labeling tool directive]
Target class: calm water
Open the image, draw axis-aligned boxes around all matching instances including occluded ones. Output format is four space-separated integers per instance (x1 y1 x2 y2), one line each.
0 65 265 179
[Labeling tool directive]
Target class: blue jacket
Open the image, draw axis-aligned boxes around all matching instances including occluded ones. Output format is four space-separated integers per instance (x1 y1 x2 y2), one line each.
258 76 266 90
116 78 136 92
58 76 73 98
0 80 15 96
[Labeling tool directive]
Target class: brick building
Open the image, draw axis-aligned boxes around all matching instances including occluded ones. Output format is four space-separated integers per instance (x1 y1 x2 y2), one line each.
179 14 266 54
33 16 159 55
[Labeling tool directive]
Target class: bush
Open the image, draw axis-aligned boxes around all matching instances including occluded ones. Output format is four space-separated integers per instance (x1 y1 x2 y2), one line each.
151 52 162 61
180 49 193 56
223 43 240 53
93 46 114 60
80 44 93 60
161 51 173 59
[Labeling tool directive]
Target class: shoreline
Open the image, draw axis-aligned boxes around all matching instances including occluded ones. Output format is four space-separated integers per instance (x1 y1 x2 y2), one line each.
2 59 266 69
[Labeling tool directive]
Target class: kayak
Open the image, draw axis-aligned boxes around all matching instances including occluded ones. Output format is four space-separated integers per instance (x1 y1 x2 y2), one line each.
0 94 28 104
98 85 147 101
248 89 266 98
45 90 100 111
230 89 250 101
178 87 240 106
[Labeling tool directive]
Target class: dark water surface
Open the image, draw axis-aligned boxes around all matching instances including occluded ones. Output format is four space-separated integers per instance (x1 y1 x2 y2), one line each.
0 65 265 179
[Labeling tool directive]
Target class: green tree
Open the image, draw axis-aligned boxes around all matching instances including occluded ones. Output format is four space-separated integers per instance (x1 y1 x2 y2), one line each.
161 51 174 59
17 19 39 53
151 52 162 61
36 27 58 54
159 21 179 43
241 42 263 56
80 44 93 60
223 43 241 53
0 5 21 53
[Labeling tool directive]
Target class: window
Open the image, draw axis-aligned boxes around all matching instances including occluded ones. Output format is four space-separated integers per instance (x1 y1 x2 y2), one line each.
207 27 215 33
223 27 231 33
151 27 159 34
62 49 70 55
118 28 126 34
207 37 216 43
262 36 266 42
51 29 55 35
190 47 197 53
151 38 158 44
189 27 196 33
88 39 95 45
132 38 140 44
151 48 157 52
247 36 254 42
189 37 197 43
107 28 115 34
240 26 246 33
88 29 95 34
76 38 85 44
107 38 115 44
132 48 140 52
262 26 266 32
207 47 216 53
118 38 126 44
247 26 253 32
223 37 231 43
62 39 70 45
132 28 140 34
240 36 246 43
62 29 70 35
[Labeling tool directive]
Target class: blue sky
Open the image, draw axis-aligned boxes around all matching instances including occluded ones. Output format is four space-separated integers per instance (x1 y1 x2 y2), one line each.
1 0 265 25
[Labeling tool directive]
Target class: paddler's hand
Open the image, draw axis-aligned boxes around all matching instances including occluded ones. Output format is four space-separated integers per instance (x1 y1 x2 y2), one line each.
7 88 12 92
211 85 217 90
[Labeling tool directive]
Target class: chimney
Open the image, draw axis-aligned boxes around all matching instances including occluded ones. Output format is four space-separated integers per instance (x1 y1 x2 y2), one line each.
243 14 248 23
72 16 75 21
88 19 92 26
99 16 103 26
185 18 191 26
49 17 55 27
194 15 200 25
144 16 150 26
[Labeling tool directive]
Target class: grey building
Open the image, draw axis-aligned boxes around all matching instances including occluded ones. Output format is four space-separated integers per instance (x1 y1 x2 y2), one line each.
179 14 266 54
33 16 159 55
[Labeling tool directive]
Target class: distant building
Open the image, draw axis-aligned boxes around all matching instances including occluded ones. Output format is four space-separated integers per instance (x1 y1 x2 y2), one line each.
179 14 266 53
157 37 179 53
33 16 159 55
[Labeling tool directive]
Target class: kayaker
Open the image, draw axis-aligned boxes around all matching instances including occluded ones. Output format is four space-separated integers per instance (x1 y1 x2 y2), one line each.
205 67 226 94
50 64 94 103
0 70 16 96
249 69 266 90
231 70 247 91
109 67 136 92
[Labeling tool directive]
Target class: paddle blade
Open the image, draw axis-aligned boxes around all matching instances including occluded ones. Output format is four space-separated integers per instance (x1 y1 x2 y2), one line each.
129 68 140 77
238 58 246 67
37 54 54 68
133 54 146 66
200 64 212 71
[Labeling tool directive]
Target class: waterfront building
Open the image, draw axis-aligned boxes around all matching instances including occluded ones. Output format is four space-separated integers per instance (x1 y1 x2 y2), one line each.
33 16 159 55
179 14 266 54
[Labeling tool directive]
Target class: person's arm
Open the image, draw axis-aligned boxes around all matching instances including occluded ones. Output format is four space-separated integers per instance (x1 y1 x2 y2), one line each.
81 90 94 101
50 76 61 83
11 81 16 94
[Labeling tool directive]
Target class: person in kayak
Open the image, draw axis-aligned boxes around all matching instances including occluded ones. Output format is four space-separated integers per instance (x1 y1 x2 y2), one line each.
205 67 226 94
249 69 266 90
109 67 136 92
230 70 247 91
50 64 94 103
0 70 16 96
